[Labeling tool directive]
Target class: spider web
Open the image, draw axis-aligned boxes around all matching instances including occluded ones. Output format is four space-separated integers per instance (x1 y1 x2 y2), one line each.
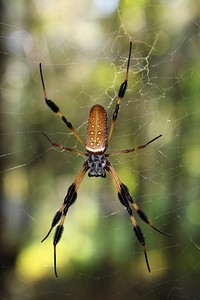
0 0 199 299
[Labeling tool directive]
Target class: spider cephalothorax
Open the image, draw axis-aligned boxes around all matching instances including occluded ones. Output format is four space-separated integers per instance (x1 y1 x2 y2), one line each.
87 154 107 177
39 41 170 277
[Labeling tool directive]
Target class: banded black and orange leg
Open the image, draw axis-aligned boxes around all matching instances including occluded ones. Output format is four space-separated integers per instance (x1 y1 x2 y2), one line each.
39 63 85 147
108 41 132 143
106 160 171 272
41 161 89 277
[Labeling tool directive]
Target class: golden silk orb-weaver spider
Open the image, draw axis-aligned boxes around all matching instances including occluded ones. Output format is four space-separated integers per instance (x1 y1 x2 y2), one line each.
39 41 171 277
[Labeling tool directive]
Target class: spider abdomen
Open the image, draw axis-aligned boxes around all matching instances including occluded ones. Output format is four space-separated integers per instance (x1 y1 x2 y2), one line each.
86 104 108 154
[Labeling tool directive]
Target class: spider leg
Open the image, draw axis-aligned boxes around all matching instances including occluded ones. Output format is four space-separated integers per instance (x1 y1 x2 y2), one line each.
108 41 132 143
42 132 87 156
106 134 162 157
106 160 171 272
106 160 151 272
39 63 85 147
41 161 89 277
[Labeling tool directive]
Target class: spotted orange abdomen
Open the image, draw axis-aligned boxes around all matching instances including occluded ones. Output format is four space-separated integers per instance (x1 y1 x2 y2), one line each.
86 104 108 154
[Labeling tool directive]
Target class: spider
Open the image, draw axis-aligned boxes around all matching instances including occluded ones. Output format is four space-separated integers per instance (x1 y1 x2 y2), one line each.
39 41 170 277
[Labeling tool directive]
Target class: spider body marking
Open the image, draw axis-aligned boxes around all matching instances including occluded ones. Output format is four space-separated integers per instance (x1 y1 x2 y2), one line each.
39 41 171 278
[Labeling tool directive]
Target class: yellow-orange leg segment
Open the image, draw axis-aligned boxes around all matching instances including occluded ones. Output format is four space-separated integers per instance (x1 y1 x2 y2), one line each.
105 160 171 273
39 63 85 147
41 161 89 277
108 41 132 143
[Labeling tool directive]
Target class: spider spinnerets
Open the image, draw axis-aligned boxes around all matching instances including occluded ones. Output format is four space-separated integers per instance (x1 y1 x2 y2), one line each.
39 41 171 278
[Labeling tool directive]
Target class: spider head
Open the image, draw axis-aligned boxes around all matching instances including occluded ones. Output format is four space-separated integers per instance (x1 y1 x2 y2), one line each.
87 154 107 178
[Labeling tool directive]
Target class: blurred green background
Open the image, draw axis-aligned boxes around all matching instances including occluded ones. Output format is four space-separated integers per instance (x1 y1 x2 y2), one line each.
0 0 199 299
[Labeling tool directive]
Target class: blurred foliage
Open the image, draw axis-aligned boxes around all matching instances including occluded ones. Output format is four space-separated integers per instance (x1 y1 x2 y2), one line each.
0 0 200 299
